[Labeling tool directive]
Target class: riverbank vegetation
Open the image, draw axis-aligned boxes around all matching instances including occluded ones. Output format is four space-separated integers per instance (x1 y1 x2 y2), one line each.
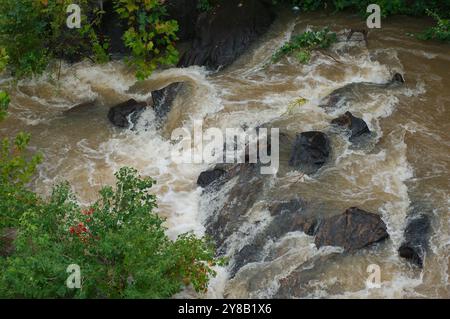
0 1 449 80
0 90 224 298
271 28 337 63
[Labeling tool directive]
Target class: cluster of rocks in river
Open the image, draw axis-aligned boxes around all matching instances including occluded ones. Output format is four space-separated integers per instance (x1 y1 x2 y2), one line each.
197 161 389 277
194 72 431 275
96 1 429 274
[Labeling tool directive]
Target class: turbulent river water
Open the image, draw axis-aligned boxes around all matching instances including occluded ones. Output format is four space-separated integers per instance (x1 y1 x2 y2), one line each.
1 11 449 298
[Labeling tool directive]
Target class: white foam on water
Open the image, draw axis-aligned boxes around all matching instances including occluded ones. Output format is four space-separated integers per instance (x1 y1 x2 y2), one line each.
224 232 342 298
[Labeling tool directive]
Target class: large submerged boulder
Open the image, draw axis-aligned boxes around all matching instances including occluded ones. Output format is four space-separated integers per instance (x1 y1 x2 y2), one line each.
314 207 389 252
197 168 227 188
152 82 183 120
107 99 146 128
289 131 331 174
398 212 431 268
331 111 370 142
231 197 314 275
320 73 405 110
178 0 274 70
202 163 266 251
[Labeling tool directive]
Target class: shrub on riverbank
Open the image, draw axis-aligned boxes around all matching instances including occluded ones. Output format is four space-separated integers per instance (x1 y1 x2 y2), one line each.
0 0 178 79
0 93 223 298
418 10 450 42
0 167 223 298
271 28 337 63
0 0 108 78
0 1 448 80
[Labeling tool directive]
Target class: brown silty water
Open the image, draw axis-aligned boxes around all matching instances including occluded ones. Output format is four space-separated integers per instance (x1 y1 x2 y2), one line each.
0 11 449 298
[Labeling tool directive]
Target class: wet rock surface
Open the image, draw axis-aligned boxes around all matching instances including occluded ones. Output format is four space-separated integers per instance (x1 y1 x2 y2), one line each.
178 0 274 70
197 168 227 188
314 207 389 252
331 111 370 142
204 163 265 252
319 73 405 110
231 198 315 276
107 99 146 128
152 82 183 120
289 131 331 174
275 253 345 298
398 211 431 268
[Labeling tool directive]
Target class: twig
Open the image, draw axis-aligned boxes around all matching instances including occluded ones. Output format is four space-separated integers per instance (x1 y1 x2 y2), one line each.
317 50 344 64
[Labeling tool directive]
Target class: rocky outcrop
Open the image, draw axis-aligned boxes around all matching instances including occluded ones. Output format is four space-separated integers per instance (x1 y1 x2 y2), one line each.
178 0 274 70
398 212 431 268
166 0 199 42
152 82 183 120
229 202 388 276
289 131 331 174
331 111 370 142
231 198 315 275
314 207 389 252
204 163 265 251
392 73 405 83
107 99 146 128
197 168 227 188
276 253 343 298
320 73 405 110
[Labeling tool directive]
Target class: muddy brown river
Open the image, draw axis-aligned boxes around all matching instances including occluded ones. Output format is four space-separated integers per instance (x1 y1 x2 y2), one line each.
1 11 449 298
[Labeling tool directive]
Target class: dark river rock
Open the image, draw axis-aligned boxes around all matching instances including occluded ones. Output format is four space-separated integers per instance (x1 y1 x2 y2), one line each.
288 131 331 174
197 168 227 188
331 111 370 142
152 82 184 120
275 253 344 298
314 207 389 252
320 73 405 110
178 0 274 70
204 163 266 252
398 210 431 268
231 197 315 276
166 0 199 42
107 99 146 128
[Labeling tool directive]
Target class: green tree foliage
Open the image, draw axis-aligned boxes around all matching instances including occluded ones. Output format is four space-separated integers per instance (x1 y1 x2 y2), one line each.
197 0 215 11
271 28 337 64
0 92 223 298
114 0 179 80
277 0 450 17
418 10 450 42
0 91 43 229
0 0 180 80
0 0 109 78
0 167 223 298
